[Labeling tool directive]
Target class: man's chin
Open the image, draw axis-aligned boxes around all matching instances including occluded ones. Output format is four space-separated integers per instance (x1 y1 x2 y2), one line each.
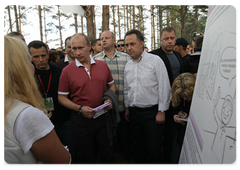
36 64 49 70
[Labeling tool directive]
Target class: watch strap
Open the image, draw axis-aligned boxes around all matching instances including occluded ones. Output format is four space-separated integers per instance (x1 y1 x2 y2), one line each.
78 106 83 114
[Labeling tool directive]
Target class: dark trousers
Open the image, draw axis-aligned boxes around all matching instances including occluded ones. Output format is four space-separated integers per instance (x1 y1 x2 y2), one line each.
171 132 182 163
163 105 177 163
129 105 164 163
71 112 114 163
115 111 132 161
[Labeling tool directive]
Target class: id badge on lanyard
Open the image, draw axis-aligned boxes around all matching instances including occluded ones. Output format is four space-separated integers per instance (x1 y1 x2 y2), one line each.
37 73 54 112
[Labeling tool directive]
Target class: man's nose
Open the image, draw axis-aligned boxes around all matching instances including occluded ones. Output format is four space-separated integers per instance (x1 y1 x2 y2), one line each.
76 49 81 55
39 56 43 61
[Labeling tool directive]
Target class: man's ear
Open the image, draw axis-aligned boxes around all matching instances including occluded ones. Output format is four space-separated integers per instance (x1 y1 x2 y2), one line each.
141 41 144 49
89 44 92 51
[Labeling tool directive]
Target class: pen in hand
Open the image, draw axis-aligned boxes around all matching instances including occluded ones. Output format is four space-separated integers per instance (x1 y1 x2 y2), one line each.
180 107 187 118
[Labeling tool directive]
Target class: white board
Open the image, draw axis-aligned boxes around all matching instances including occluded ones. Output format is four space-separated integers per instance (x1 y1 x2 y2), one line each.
179 5 236 164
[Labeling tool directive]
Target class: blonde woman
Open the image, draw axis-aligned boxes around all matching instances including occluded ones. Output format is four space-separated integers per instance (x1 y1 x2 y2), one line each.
171 72 196 163
4 35 70 164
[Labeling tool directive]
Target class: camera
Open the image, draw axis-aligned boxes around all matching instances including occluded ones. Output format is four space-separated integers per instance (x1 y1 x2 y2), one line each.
194 32 200 37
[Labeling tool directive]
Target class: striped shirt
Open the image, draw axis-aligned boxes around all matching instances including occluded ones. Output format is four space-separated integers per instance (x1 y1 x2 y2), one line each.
93 51 130 112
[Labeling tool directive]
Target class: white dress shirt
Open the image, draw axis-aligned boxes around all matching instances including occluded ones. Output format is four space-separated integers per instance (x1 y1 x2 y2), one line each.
124 50 171 111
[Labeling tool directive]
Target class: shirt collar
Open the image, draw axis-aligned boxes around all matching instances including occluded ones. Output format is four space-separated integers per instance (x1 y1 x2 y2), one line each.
75 56 96 67
64 55 70 62
131 50 146 63
102 50 119 59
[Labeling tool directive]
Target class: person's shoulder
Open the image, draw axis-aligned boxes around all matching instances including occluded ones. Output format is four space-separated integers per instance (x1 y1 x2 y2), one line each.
56 58 66 67
95 59 107 66
173 50 182 58
149 47 162 55
184 54 191 58
125 58 134 67
49 62 62 71
116 51 131 60
49 63 62 77
63 61 76 69
116 51 128 56
56 58 64 64
142 50 160 60
93 51 104 59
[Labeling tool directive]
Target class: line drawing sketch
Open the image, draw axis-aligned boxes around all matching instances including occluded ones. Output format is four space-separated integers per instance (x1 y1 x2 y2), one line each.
196 29 236 163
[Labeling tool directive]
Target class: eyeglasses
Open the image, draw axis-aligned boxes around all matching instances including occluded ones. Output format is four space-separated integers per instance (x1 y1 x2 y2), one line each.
117 44 125 47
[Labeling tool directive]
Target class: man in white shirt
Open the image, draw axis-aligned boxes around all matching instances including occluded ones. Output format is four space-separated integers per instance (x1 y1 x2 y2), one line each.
124 29 171 163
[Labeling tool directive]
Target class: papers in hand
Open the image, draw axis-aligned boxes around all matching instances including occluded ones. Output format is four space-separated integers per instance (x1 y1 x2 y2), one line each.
93 102 111 119
178 117 188 122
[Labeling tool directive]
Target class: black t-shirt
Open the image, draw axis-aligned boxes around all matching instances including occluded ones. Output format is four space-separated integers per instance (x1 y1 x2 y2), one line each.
34 62 71 126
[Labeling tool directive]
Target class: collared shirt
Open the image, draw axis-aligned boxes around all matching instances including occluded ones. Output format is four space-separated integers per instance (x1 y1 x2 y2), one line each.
64 55 70 63
93 51 130 112
75 56 96 79
58 57 114 108
124 50 171 111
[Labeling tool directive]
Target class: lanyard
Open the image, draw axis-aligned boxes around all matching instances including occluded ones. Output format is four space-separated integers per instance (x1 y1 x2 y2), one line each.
37 73 52 97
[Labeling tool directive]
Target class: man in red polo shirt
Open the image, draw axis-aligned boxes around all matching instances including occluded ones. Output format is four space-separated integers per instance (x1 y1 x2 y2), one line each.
58 33 116 163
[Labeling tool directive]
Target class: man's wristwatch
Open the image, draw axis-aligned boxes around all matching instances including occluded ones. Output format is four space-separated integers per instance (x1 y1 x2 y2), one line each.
160 110 165 113
78 106 83 115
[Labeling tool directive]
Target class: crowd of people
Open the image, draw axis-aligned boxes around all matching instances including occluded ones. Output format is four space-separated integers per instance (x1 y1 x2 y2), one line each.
4 27 203 164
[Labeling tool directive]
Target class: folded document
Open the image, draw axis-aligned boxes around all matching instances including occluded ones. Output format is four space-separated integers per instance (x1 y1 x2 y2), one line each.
93 102 111 119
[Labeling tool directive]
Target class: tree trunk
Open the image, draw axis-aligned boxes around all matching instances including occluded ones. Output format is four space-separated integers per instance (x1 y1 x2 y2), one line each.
81 16 84 33
181 5 188 38
170 6 176 28
74 13 78 33
129 6 132 30
86 5 96 40
117 5 121 39
126 5 129 31
194 6 198 32
38 5 43 41
138 5 143 32
151 5 155 50
124 5 126 33
43 5 47 43
166 7 170 27
18 5 21 33
14 5 19 32
7 6 12 32
158 5 163 43
132 5 135 29
102 5 109 32
57 5 63 47
111 5 116 35
156 6 160 48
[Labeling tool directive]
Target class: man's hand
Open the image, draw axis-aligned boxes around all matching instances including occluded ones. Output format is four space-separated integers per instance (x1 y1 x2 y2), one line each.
81 106 95 119
103 99 113 111
125 108 129 122
155 111 165 124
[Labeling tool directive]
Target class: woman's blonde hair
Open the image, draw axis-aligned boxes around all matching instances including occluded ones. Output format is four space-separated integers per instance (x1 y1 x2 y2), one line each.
171 72 196 107
4 35 46 118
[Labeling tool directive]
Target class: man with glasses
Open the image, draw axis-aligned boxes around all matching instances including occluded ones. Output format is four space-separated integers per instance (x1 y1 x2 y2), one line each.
150 27 185 163
116 39 126 52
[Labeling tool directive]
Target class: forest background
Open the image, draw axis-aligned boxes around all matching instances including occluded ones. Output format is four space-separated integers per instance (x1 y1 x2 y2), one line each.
4 5 208 50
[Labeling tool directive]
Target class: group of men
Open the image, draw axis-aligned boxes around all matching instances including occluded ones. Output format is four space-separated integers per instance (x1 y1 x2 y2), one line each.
8 26 200 164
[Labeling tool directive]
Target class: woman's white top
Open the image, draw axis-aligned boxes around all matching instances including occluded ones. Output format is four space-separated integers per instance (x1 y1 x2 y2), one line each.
4 100 54 164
